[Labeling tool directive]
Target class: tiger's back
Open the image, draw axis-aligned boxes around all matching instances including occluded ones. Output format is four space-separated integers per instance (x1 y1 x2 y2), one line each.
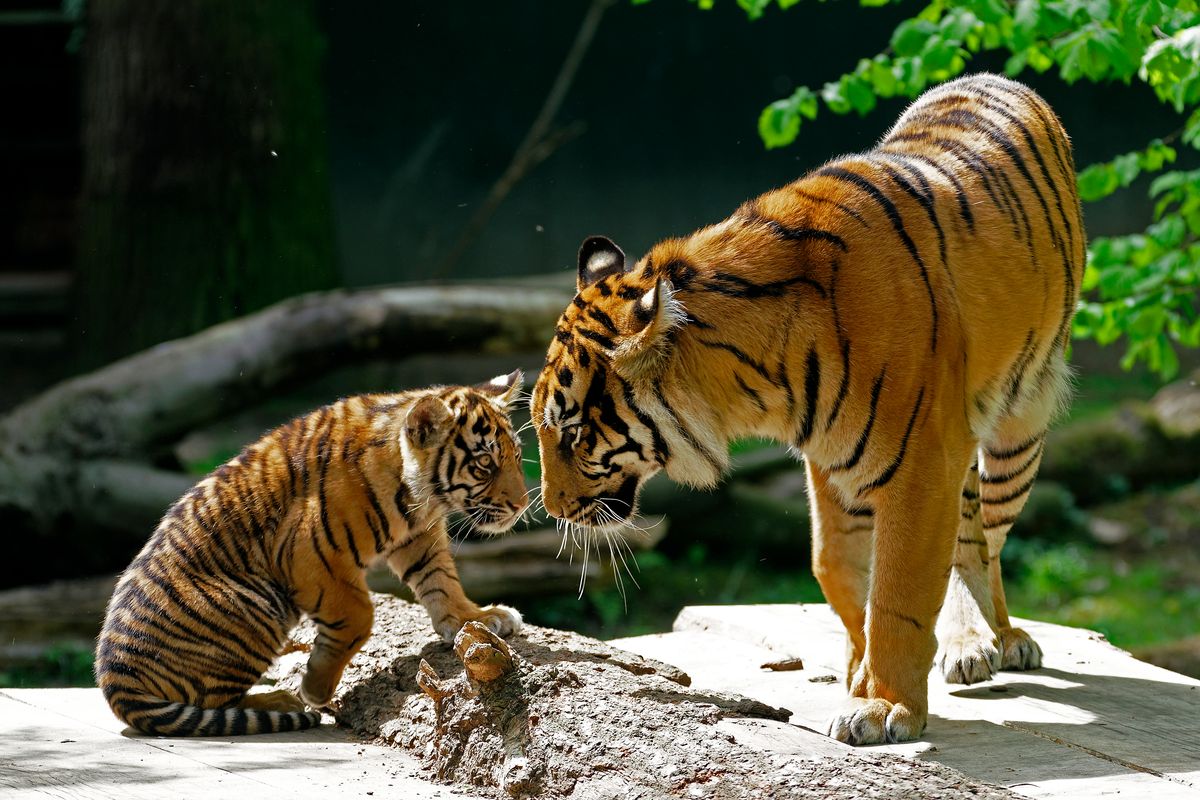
97 376 527 736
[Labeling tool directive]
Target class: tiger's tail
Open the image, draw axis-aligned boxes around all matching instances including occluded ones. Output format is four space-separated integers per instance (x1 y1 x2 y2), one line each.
108 690 321 736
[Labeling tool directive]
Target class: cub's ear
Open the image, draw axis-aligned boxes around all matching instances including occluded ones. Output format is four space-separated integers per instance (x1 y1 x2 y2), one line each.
577 235 626 292
476 369 523 407
612 278 685 379
405 395 453 449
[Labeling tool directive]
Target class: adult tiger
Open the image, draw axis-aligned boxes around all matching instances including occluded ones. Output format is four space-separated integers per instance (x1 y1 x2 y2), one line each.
531 74 1084 745
96 374 527 736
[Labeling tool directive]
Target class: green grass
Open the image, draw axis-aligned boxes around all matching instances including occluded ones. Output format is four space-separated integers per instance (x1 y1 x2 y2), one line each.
1005 541 1200 649
522 545 824 640
0 645 96 688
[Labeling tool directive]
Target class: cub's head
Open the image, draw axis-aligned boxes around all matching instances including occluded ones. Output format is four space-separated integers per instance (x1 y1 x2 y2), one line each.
531 236 687 528
403 371 528 534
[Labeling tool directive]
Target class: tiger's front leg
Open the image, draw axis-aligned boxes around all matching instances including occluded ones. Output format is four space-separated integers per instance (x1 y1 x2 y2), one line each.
386 521 522 642
827 436 971 745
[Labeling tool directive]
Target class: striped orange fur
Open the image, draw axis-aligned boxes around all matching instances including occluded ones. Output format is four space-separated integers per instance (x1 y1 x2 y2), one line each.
531 74 1084 744
96 372 528 736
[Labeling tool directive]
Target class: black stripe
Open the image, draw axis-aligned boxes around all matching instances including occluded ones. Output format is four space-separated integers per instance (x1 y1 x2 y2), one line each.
756 217 848 251
735 374 767 413
577 328 615 349
874 604 924 630
791 186 870 227
653 384 725 474
982 440 1044 485
983 474 1038 505
879 150 975 232
401 544 437 583
697 339 775 383
701 271 827 301
617 376 669 465
796 348 821 447
879 161 947 269
857 387 925 496
817 166 939 352
830 369 885 471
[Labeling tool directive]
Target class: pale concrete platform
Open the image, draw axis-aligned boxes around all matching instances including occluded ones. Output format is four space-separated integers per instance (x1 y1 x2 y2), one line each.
611 605 1200 800
3 605 1198 799
0 687 483 800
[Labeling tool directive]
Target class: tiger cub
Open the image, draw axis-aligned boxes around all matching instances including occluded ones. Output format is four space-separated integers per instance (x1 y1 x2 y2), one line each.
531 74 1083 744
95 372 528 736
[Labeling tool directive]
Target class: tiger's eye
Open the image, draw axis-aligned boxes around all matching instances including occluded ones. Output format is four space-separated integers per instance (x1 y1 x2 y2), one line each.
476 453 495 471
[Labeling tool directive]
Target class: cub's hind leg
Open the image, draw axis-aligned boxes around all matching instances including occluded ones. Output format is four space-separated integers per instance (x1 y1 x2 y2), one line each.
293 570 374 708
936 460 1001 684
806 460 873 684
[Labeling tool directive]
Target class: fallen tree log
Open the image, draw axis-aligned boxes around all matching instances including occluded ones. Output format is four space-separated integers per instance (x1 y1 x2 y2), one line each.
268 595 1015 799
0 282 570 586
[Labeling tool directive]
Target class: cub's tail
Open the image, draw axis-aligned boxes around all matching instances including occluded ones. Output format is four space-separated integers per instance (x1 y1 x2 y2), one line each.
107 691 321 736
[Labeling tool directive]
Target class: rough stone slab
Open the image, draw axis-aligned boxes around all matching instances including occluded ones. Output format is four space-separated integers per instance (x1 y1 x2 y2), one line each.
609 604 1200 800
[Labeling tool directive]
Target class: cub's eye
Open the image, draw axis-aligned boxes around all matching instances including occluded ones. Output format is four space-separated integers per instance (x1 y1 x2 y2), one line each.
469 452 496 481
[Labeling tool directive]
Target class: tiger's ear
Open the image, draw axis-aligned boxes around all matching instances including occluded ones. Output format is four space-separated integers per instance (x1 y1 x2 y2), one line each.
577 235 626 292
405 395 453 449
476 369 523 407
612 278 685 379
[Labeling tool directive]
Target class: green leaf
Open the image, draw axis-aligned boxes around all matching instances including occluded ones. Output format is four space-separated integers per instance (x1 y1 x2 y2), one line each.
821 79 853 114
759 99 801 149
892 19 937 58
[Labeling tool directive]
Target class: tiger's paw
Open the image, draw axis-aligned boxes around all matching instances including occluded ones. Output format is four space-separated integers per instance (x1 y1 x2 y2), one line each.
826 697 925 745
435 604 523 642
937 627 1001 685
1000 626 1043 670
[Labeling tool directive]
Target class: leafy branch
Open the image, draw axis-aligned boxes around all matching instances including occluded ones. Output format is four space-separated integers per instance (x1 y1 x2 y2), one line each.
642 0 1200 379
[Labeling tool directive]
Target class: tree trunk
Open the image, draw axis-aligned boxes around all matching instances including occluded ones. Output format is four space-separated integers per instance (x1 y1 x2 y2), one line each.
268 595 1016 799
75 0 337 368
0 281 571 587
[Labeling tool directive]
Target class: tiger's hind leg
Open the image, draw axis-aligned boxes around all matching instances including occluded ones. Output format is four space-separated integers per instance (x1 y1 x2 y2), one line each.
977 354 1069 671
806 460 873 686
981 421 1048 671
935 459 1001 684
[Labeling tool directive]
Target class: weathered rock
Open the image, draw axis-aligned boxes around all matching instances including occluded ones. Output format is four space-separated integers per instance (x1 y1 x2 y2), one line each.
268 594 1016 799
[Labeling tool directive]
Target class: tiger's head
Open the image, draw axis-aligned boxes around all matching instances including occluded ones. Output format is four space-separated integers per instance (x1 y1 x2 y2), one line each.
403 370 529 534
531 236 695 528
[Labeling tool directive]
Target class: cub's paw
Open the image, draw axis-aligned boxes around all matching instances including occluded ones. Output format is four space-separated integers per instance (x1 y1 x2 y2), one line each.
937 628 1001 685
1000 626 1043 671
826 698 925 745
241 688 306 713
298 672 336 709
474 604 523 637
435 604 523 642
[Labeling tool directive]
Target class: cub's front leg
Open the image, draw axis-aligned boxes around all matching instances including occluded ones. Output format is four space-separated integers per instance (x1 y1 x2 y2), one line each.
387 522 522 642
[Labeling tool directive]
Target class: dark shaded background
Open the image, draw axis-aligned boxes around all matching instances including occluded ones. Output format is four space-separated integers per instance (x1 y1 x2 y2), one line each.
1 0 1181 409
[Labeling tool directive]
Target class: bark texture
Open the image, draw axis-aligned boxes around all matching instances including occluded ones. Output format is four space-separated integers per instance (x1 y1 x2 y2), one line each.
0 282 569 586
76 0 337 367
269 595 1015 800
